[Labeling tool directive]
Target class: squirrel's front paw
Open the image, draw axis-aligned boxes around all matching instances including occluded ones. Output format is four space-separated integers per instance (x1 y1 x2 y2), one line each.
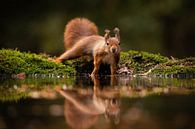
90 72 98 78
55 58 63 63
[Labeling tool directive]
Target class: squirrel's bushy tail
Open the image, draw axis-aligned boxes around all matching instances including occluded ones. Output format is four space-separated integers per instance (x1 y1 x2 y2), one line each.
64 18 98 50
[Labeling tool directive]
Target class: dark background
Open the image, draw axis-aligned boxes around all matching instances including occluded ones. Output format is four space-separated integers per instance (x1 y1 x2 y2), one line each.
0 0 195 58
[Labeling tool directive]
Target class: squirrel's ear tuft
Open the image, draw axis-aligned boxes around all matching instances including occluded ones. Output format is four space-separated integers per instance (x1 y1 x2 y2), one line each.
114 27 120 43
104 29 110 44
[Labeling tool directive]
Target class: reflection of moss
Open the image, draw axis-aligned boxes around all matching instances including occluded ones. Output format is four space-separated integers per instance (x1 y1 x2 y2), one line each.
0 76 78 102
1 77 76 88
0 49 75 75
126 76 195 87
0 86 28 102
0 76 194 102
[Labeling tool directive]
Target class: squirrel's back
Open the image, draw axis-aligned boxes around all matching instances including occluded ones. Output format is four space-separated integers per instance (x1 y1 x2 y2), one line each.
64 18 98 50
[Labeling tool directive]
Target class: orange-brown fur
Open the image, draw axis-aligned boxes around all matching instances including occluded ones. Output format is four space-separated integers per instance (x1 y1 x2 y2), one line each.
56 18 121 76
64 18 98 50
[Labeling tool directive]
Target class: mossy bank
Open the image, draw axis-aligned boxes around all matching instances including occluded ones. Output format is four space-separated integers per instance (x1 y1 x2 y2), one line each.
119 50 195 77
0 49 194 77
0 49 75 76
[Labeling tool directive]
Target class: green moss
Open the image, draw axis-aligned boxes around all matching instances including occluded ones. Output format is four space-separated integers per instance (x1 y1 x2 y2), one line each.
0 49 194 76
0 49 75 75
120 50 169 73
152 66 195 75
151 58 195 75
119 50 194 76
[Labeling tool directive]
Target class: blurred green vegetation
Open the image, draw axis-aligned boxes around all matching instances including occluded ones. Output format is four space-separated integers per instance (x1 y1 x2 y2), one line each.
0 0 195 57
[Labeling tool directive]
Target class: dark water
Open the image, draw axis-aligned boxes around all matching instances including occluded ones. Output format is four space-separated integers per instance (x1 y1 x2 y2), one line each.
0 76 195 129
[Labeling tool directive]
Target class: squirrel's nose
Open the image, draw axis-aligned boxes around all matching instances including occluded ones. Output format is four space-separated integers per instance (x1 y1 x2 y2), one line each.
112 48 117 53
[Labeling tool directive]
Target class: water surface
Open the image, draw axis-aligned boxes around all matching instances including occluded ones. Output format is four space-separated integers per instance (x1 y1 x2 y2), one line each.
0 76 195 129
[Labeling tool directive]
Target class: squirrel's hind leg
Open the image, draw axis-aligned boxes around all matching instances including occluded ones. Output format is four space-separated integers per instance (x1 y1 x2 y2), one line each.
55 47 82 63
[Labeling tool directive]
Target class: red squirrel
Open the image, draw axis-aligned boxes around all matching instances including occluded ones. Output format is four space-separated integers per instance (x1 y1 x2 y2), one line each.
55 18 121 76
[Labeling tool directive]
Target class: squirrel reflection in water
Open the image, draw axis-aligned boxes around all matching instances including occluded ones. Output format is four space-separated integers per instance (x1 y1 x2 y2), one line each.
56 76 120 129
